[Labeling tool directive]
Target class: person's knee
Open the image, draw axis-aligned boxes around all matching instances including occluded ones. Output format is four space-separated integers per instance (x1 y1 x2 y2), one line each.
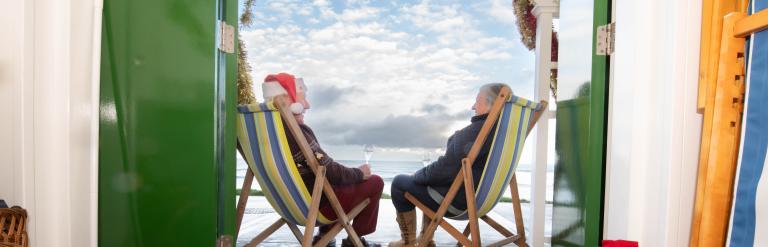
391 174 415 199
368 174 384 191
392 174 412 189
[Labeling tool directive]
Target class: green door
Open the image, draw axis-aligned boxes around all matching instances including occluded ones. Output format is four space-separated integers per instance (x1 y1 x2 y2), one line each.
98 0 237 245
552 0 610 246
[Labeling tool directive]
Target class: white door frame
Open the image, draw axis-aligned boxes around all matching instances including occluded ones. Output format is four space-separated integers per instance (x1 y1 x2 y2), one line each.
0 0 103 246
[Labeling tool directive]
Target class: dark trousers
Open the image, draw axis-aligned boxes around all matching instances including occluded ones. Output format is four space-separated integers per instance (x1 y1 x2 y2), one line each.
391 174 467 216
390 174 442 213
318 175 383 236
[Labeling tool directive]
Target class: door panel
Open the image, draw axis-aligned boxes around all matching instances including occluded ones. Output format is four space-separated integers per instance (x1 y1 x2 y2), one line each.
552 0 610 246
99 0 236 245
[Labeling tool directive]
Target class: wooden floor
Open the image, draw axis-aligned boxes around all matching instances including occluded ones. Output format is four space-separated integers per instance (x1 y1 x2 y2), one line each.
236 197 552 247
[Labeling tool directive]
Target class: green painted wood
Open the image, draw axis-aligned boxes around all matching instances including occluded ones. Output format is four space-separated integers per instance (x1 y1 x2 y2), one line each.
98 0 237 245
585 1 610 245
218 0 238 241
552 0 610 246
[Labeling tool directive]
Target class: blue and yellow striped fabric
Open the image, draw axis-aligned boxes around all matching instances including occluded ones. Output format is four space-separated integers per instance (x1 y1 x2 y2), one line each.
237 102 333 226
451 95 542 220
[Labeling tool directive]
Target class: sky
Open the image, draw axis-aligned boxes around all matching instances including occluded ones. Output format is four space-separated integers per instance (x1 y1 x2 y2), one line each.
240 0 537 162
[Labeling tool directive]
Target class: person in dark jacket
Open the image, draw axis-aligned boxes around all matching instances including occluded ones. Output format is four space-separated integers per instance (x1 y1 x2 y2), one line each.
262 73 383 247
387 83 506 247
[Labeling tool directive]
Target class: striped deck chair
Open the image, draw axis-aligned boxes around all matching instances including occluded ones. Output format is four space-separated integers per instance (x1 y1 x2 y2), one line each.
406 86 547 247
234 95 369 247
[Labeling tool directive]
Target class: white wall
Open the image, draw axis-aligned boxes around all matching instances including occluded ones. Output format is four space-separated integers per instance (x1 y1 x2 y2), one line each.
0 0 102 246
603 0 702 246
0 0 35 214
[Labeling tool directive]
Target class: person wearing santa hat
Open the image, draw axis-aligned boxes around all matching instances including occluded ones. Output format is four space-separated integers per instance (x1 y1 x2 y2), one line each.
262 73 383 247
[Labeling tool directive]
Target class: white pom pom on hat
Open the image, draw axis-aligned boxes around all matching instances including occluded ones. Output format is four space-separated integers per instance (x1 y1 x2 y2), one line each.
289 102 305 114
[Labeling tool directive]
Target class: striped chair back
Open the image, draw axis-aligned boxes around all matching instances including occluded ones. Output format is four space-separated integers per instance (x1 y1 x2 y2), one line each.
236 102 332 226
451 95 543 220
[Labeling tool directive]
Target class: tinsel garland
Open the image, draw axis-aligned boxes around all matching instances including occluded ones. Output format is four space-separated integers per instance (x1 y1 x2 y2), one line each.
237 37 256 104
550 32 558 99
513 0 559 61
237 0 257 104
514 0 537 50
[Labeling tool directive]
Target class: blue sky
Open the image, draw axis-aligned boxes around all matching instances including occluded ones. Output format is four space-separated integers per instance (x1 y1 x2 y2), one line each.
240 0 536 161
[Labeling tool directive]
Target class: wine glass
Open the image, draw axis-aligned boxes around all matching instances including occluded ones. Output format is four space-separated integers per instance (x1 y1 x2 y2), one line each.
421 151 432 166
363 144 374 164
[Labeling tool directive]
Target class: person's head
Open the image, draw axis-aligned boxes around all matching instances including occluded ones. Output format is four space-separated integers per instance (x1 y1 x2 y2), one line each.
262 73 311 123
472 83 508 116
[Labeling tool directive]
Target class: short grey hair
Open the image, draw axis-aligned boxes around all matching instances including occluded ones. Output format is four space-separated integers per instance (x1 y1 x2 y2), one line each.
479 83 508 106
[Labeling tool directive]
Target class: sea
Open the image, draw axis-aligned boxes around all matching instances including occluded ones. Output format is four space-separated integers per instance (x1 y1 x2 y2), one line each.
236 157 554 202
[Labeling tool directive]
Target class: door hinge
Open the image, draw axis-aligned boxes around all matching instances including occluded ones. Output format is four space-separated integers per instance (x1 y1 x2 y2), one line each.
596 22 615 56
219 20 235 54
217 235 233 247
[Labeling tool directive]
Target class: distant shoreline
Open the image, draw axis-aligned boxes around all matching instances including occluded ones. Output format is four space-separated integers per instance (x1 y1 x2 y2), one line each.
235 189 554 204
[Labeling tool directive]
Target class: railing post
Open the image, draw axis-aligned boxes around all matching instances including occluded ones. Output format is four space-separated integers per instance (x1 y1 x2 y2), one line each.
531 0 558 246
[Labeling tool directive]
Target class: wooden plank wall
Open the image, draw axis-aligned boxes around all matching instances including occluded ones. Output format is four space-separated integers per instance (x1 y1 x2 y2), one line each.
691 1 749 246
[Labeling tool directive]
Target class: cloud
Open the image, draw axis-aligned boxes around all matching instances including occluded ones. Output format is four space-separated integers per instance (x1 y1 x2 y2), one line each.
312 0 337 19
421 104 448 114
306 84 358 109
400 2 467 33
339 7 382 22
241 19 480 118
345 0 371 6
241 1 534 154
311 105 472 149
343 114 458 148
261 0 315 21
489 0 517 25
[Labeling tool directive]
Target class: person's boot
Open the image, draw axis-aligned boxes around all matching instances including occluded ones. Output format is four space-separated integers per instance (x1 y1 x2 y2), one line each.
341 237 381 247
387 210 416 247
312 235 336 247
418 214 436 247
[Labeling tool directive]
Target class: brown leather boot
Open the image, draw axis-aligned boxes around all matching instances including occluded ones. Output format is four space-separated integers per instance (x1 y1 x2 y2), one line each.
418 214 436 247
387 210 416 247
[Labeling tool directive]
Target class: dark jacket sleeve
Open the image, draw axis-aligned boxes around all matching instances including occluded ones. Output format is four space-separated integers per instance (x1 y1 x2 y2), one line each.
297 125 364 185
413 127 475 186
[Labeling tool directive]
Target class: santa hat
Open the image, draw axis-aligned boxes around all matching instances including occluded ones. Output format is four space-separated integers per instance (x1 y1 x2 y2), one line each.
262 73 307 114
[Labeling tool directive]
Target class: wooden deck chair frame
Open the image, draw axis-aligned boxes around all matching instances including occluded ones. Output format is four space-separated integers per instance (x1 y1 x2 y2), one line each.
234 95 369 247
406 86 547 247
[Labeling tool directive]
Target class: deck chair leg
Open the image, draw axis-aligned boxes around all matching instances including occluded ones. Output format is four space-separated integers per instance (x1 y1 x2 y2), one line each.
313 223 341 247
481 216 514 237
462 161 481 247
321 182 365 247
456 223 471 247
245 218 286 247
312 199 370 247
274 97 365 247
287 222 303 242
510 175 528 247
303 167 327 247
417 174 466 247
463 223 471 237
482 215 524 247
405 193 471 247
235 169 255 238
